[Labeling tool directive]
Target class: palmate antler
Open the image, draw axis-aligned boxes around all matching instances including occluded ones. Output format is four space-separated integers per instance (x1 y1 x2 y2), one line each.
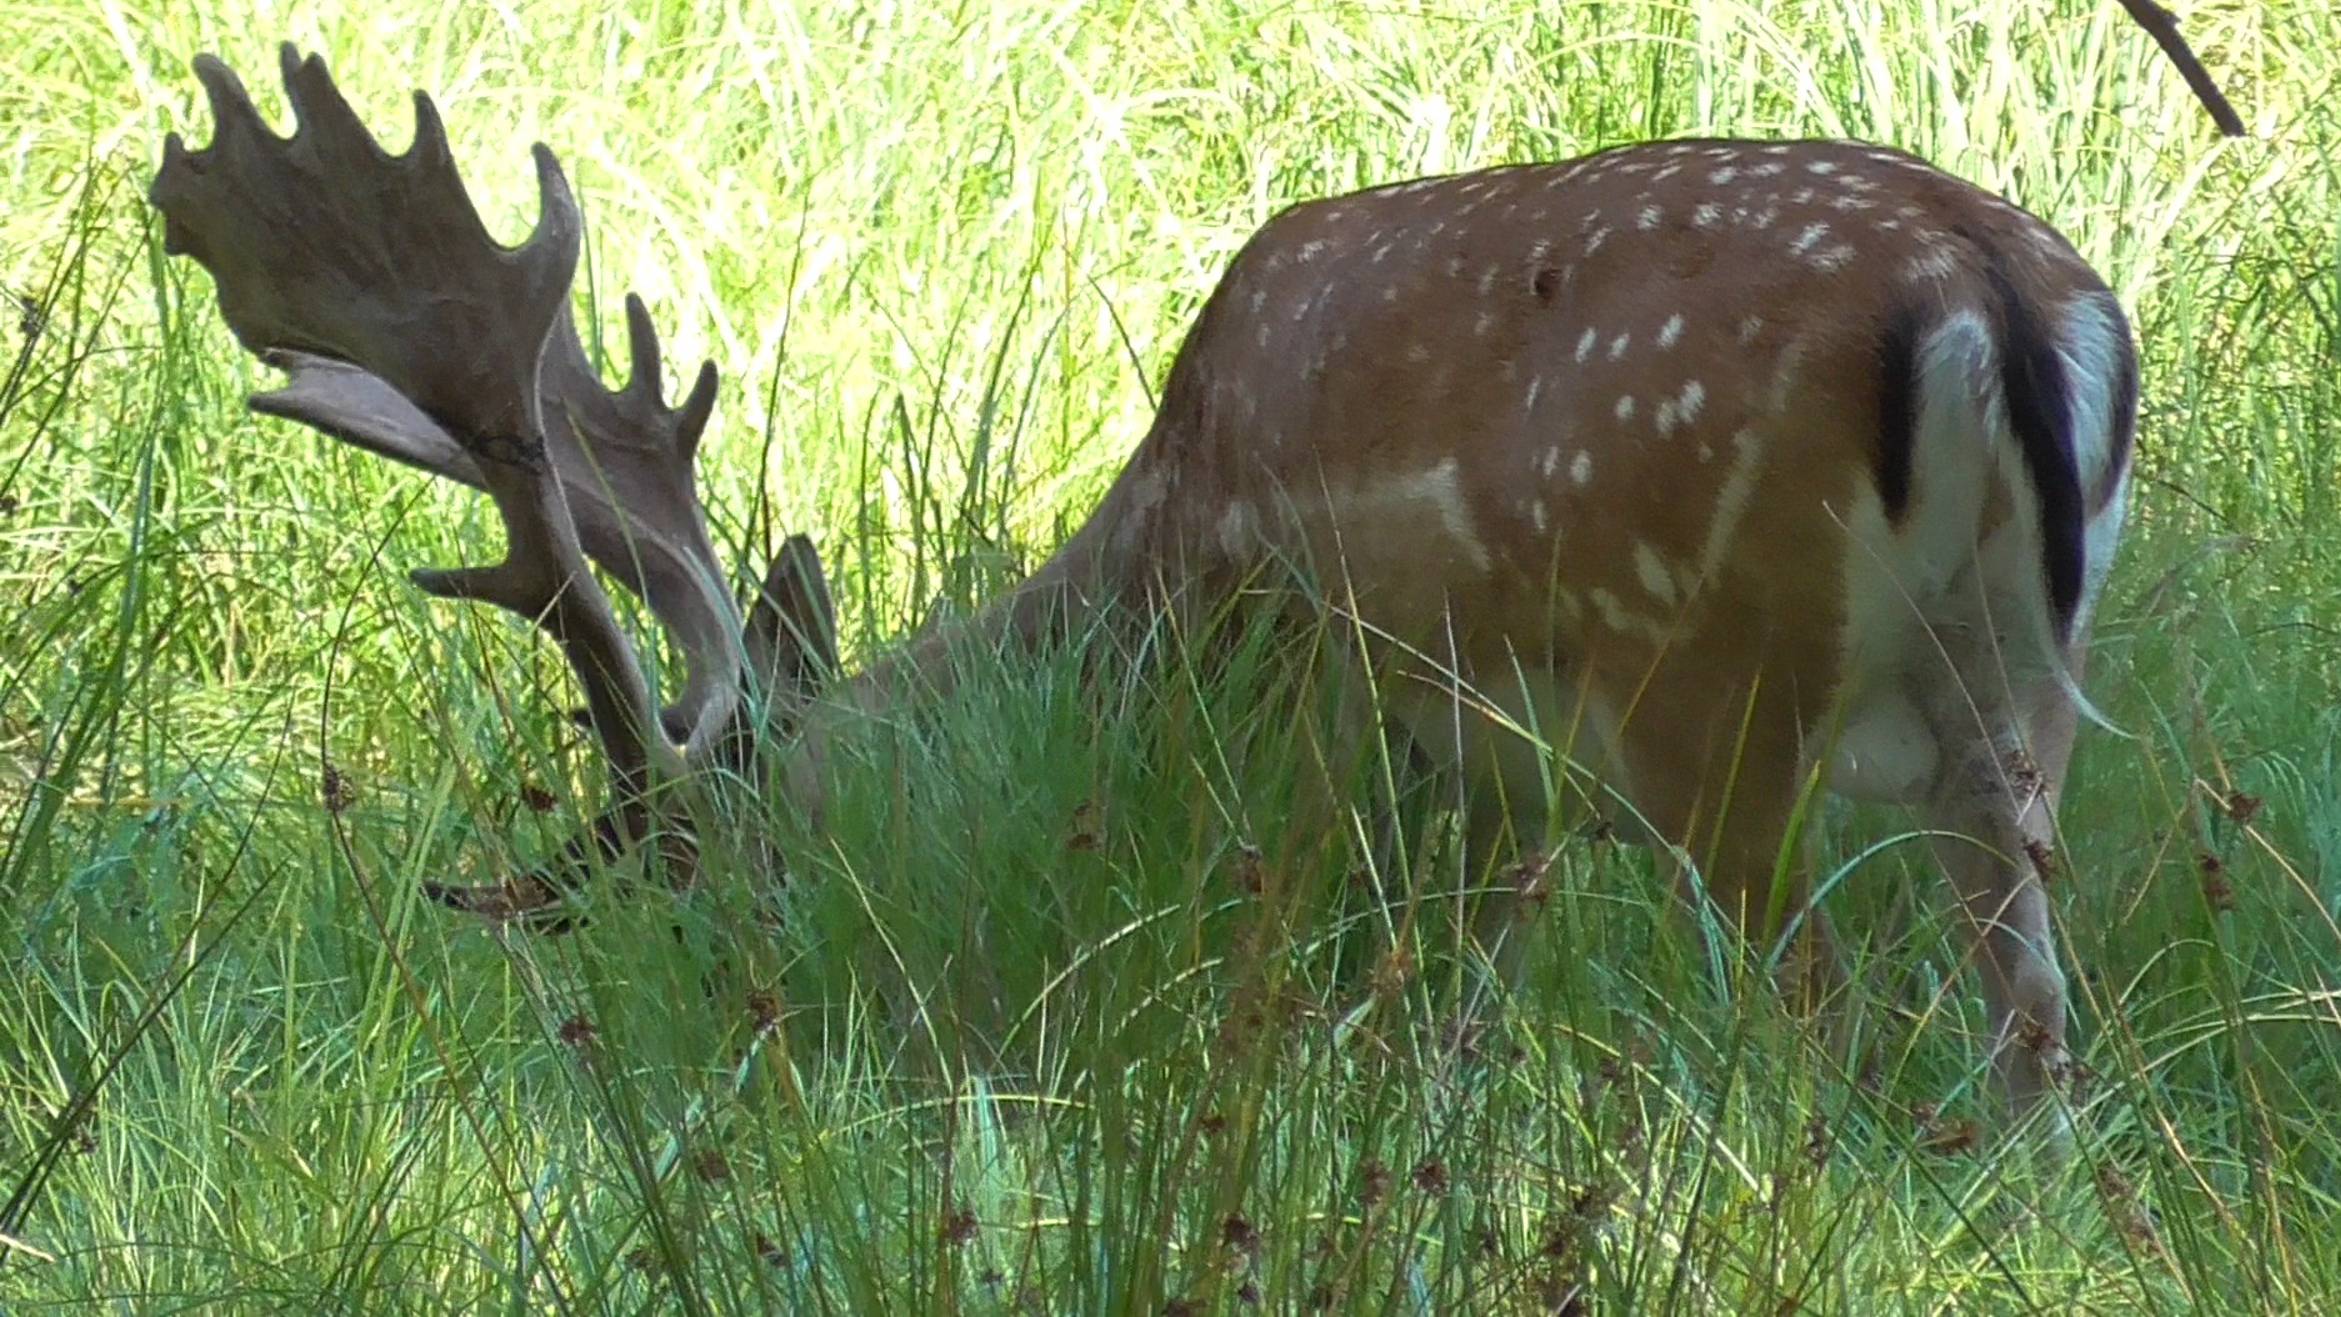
152 45 836 922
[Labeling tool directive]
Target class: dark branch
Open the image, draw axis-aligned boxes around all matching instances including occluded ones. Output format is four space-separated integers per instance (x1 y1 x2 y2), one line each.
2115 0 2246 137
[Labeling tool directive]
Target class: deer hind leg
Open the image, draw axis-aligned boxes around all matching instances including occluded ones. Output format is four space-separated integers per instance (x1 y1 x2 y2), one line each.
1922 670 2080 1134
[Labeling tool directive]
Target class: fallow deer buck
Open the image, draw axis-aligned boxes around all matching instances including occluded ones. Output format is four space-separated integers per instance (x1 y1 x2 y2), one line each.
152 45 2134 1132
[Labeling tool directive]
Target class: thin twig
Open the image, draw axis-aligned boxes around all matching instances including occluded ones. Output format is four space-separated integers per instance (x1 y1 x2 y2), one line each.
2114 0 2247 137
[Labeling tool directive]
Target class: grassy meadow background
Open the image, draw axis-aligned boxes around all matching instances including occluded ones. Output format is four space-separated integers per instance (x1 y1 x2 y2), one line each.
5 0 2339 1310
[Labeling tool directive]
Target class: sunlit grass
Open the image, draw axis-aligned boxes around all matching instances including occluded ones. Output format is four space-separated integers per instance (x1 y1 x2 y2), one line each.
4 0 2338 1310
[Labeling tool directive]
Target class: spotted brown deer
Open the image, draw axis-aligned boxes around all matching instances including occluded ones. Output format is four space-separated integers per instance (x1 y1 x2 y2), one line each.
151 45 2136 1133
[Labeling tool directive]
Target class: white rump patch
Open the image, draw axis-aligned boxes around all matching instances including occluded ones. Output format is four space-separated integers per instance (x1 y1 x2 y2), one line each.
1883 310 2001 603
2057 290 2133 512
2058 291 2136 635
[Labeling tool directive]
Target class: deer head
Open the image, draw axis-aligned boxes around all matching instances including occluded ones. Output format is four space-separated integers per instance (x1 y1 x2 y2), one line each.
151 45 840 920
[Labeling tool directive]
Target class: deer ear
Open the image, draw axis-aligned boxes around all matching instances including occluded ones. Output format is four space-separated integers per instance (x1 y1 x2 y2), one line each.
748 534 839 721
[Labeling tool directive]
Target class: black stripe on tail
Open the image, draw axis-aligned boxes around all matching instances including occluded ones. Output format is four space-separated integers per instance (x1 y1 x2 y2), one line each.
1873 301 1924 523
1984 255 2087 641
2105 303 2140 505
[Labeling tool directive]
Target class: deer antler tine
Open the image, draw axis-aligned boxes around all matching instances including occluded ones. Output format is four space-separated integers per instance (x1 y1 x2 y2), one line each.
619 294 722 457
517 143 585 326
189 54 270 147
409 562 533 611
676 362 720 455
404 90 455 174
279 45 380 161
621 294 665 401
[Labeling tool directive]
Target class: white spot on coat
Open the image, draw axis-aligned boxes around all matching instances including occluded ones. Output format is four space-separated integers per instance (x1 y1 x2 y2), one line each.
1905 248 1960 281
1570 450 1594 485
1768 336 1810 413
1653 379 1706 436
1810 243 1857 272
1657 314 1684 349
1695 427 1764 584
1589 587 1666 640
1634 542 1677 605
1216 502 1259 557
1415 456 1493 572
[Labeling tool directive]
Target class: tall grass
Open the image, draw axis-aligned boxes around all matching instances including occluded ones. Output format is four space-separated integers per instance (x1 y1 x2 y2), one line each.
4 0 2338 1310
